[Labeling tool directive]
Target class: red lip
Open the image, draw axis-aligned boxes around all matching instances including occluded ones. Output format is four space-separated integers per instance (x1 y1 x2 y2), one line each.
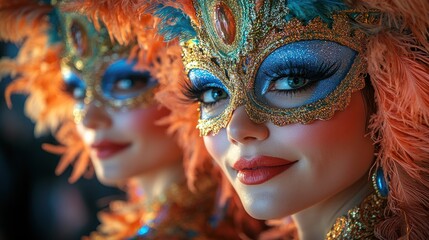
233 156 297 185
91 140 130 159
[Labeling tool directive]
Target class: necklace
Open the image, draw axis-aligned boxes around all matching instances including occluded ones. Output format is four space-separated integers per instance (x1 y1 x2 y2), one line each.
326 192 387 239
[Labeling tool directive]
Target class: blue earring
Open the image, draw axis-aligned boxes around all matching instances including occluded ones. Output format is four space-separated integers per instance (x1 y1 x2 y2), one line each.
372 167 389 198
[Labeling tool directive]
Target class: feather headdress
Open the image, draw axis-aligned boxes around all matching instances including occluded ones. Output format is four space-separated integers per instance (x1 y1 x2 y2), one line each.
0 0 201 186
1 1 268 238
0 0 92 182
351 0 429 238
141 0 429 238
62 0 219 192
63 1 268 238
65 1 268 238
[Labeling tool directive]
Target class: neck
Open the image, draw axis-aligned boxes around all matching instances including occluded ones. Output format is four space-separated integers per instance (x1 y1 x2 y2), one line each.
128 160 186 205
292 174 372 240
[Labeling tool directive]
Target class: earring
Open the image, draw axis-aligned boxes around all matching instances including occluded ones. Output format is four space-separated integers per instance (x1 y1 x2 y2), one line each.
372 167 389 198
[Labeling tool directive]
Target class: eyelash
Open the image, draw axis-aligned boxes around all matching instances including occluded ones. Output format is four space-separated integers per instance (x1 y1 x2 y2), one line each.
182 62 339 104
264 62 339 95
182 80 229 109
182 80 212 101
182 80 202 103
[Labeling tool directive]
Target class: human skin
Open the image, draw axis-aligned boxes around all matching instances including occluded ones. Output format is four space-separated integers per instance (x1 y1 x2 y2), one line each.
203 91 375 238
77 102 183 186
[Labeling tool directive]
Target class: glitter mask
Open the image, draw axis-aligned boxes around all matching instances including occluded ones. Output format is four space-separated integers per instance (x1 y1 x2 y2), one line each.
57 10 158 123
182 0 375 136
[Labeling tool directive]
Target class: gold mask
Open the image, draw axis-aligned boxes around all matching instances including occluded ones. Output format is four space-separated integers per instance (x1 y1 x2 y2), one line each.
57 10 158 123
176 0 375 136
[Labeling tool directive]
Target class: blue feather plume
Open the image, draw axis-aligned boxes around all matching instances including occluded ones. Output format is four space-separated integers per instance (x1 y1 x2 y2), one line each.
154 5 196 43
47 8 62 44
286 0 348 24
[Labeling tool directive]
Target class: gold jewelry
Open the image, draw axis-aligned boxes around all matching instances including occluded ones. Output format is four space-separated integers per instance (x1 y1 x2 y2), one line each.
326 192 386 239
372 167 389 199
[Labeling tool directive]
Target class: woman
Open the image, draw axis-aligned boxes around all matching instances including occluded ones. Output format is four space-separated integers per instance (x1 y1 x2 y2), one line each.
140 0 429 239
0 1 265 239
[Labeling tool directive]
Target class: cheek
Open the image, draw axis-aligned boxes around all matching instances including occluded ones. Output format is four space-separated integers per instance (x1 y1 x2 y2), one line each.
272 93 372 151
294 93 370 151
76 123 93 146
274 93 374 178
203 131 229 165
125 105 170 136
76 124 84 138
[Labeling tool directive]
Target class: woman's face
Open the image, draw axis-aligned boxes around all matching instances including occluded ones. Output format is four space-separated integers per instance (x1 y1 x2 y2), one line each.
203 92 374 219
187 40 375 219
77 104 181 186
66 59 182 186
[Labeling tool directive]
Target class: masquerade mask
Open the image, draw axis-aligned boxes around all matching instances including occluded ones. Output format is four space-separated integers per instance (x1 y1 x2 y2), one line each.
175 0 374 136
57 10 158 123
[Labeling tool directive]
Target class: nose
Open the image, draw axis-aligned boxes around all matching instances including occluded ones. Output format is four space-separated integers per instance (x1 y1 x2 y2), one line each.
80 101 112 129
226 106 269 145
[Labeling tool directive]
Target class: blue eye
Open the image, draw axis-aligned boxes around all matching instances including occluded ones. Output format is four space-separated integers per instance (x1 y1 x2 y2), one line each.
269 76 310 91
200 88 228 104
101 59 157 100
186 69 230 119
255 40 356 109
62 70 86 101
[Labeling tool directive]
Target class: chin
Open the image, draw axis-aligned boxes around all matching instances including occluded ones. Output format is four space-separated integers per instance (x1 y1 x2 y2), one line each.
237 187 291 220
94 168 128 186
244 201 290 220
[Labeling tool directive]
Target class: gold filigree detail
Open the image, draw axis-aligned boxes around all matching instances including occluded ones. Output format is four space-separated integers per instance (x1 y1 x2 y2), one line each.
183 7 373 136
326 192 386 240
194 0 254 60
57 10 158 123
246 56 366 126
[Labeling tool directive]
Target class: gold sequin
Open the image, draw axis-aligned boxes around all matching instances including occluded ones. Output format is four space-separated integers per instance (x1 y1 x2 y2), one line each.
326 192 387 240
58 10 158 123
182 1 376 136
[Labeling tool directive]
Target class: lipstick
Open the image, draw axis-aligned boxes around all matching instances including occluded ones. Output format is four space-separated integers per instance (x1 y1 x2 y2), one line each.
91 140 130 159
233 156 297 185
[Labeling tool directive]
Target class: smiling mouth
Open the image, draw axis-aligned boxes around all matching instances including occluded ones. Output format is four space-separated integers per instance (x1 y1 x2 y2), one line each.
233 156 297 185
91 141 131 160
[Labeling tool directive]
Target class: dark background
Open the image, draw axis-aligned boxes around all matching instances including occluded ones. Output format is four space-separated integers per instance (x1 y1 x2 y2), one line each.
0 42 124 240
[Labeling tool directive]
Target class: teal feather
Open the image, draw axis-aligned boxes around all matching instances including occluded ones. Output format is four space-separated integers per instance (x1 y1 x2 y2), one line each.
285 0 348 24
48 8 62 44
154 5 196 43
153 0 348 42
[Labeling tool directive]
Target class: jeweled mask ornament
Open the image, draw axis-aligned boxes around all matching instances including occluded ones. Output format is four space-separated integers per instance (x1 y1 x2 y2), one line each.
159 0 376 136
55 7 158 123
